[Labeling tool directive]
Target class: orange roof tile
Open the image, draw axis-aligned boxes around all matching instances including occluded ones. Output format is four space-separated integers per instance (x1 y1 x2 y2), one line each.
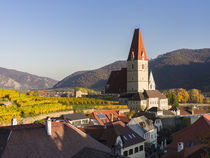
88 110 129 125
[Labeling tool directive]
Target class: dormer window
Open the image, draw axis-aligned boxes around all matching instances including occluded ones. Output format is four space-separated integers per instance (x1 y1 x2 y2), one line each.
142 51 145 60
131 51 135 60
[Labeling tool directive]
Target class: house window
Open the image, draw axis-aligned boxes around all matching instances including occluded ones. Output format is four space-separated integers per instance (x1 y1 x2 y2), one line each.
129 149 133 155
187 141 195 147
139 145 143 151
135 147 138 153
82 119 88 124
132 64 134 69
124 151 128 156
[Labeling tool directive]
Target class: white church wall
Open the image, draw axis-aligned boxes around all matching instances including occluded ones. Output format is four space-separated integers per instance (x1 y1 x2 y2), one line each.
147 98 159 109
127 60 148 93
159 99 168 110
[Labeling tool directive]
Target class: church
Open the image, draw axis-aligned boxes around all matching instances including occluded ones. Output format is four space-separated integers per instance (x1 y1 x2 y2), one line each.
105 28 168 112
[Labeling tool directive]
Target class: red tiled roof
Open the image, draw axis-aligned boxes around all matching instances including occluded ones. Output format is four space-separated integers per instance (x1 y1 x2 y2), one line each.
105 68 127 94
1 123 45 130
0 122 111 158
162 114 210 158
169 114 210 148
162 144 205 158
180 109 191 115
127 28 148 61
180 108 210 116
88 110 129 125
81 121 145 148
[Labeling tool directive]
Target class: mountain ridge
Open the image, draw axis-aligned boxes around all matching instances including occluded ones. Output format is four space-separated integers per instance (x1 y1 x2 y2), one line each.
54 48 210 92
0 67 57 90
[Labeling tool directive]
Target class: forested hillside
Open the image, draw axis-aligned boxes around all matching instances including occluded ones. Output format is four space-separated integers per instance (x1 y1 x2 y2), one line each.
54 61 126 89
54 48 210 92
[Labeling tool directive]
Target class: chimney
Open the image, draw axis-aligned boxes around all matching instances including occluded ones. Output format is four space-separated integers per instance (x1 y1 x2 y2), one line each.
111 113 113 122
177 142 184 152
11 118 17 126
45 117 52 135
192 108 194 115
176 109 180 116
164 139 167 148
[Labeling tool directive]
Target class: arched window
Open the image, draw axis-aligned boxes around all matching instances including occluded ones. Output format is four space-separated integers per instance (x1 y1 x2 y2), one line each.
142 64 144 69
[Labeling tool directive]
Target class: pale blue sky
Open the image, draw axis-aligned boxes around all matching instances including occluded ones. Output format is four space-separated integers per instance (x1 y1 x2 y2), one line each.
0 0 209 80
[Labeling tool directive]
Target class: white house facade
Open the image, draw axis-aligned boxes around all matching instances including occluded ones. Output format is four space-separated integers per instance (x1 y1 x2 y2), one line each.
127 116 157 148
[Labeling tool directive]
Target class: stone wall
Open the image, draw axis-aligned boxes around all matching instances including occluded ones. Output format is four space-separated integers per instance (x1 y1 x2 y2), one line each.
17 108 130 125
160 117 182 129
19 110 74 124
160 115 202 130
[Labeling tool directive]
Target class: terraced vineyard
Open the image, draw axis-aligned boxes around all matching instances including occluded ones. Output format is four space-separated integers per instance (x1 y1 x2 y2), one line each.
0 89 127 124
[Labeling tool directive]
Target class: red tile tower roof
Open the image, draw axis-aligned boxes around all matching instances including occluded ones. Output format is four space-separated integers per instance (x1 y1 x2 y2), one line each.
127 28 148 61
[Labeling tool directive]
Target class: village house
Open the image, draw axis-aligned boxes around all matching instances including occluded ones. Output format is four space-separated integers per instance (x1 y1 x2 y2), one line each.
81 121 146 158
75 90 88 98
88 110 130 125
52 113 90 127
133 112 163 132
127 116 157 148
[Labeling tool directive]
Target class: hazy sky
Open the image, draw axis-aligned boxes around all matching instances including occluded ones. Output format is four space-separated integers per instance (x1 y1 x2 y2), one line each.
0 0 209 80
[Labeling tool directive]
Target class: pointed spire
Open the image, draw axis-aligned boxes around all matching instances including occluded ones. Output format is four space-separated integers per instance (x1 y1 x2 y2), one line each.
127 28 148 61
149 71 156 90
149 71 154 82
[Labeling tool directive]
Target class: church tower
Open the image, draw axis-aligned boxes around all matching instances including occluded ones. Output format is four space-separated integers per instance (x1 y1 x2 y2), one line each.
127 28 149 93
148 71 156 90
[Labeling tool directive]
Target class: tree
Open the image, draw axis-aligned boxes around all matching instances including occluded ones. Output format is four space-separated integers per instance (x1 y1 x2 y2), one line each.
177 88 189 103
199 94 204 103
189 89 204 103
189 89 200 103
127 110 136 118
166 93 179 107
